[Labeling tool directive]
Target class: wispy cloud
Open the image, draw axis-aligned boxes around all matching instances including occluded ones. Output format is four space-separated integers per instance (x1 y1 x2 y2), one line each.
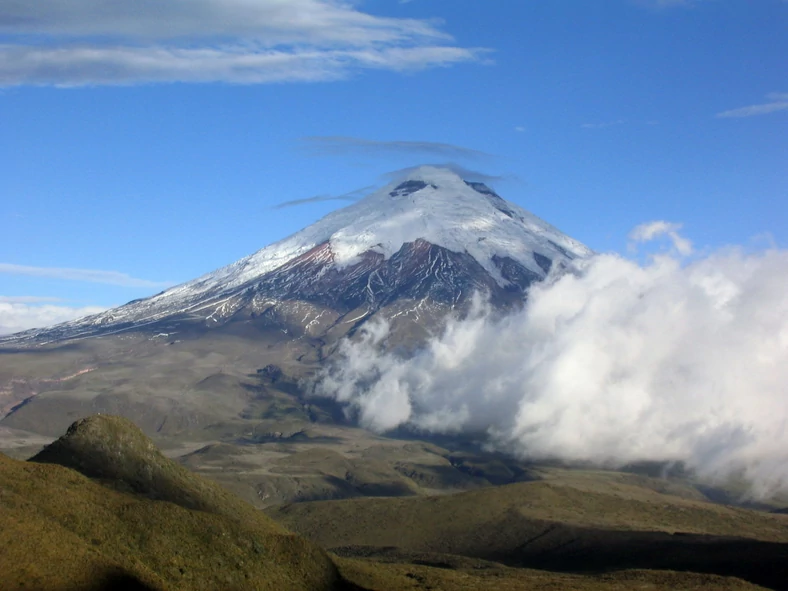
716 93 788 119
273 195 357 210
303 136 491 160
581 119 625 129
0 295 62 304
0 0 441 42
0 0 486 87
0 263 171 288
0 300 105 336
276 164 508 210
382 164 508 185
632 0 696 9
273 186 374 209
629 220 693 256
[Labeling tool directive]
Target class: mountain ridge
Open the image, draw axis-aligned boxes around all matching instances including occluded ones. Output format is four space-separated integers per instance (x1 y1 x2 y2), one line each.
2 167 590 346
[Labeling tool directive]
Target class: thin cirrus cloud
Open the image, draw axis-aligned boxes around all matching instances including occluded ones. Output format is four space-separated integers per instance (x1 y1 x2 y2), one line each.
274 162 508 210
0 263 172 289
382 164 507 185
632 0 696 8
302 136 491 160
273 185 375 210
716 93 788 118
0 295 63 304
0 0 487 87
581 120 625 130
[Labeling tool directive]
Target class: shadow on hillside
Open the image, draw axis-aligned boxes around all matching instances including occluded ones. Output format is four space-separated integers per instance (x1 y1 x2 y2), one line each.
522 532 788 591
5 570 164 591
337 525 788 590
526 532 788 590
0 343 83 355
329 510 788 591
85 572 160 591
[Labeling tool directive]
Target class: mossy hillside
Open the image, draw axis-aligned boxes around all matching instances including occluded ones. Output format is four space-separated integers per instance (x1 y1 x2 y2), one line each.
334 556 768 591
270 477 788 589
0 452 342 591
30 414 275 526
3 414 783 591
271 477 788 550
0 449 772 591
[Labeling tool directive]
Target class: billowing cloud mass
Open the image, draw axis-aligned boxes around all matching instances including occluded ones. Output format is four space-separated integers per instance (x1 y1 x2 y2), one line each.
0 301 105 336
0 0 485 87
311 227 788 497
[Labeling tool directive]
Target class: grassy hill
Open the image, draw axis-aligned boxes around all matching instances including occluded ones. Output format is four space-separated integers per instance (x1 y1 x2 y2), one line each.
0 415 343 591
270 470 788 590
3 414 784 591
333 556 769 591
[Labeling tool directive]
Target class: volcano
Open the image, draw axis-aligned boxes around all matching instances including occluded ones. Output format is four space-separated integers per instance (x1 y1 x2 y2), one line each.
2 167 590 347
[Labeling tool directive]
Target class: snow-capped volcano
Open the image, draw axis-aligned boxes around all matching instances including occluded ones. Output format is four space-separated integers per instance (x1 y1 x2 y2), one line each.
3 167 591 345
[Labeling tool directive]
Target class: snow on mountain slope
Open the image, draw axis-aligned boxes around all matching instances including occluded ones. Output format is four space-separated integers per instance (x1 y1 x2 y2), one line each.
152 167 589 300
2 167 592 343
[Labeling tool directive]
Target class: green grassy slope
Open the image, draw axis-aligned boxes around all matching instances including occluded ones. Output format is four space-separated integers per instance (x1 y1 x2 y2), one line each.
270 474 788 589
3 414 783 591
0 447 773 591
29 415 276 525
1 415 344 591
334 556 769 591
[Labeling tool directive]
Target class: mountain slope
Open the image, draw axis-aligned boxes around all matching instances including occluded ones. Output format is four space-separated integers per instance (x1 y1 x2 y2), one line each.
0 167 591 469
2 167 591 345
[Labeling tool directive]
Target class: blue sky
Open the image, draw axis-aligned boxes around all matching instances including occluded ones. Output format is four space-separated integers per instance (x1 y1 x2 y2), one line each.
0 0 786 334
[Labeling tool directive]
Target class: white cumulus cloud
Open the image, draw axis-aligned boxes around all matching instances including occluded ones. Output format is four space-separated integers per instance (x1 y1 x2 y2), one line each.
0 301 106 336
311 229 788 498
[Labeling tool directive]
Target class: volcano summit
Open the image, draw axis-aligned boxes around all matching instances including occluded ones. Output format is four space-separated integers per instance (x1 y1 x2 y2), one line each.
3 167 590 347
